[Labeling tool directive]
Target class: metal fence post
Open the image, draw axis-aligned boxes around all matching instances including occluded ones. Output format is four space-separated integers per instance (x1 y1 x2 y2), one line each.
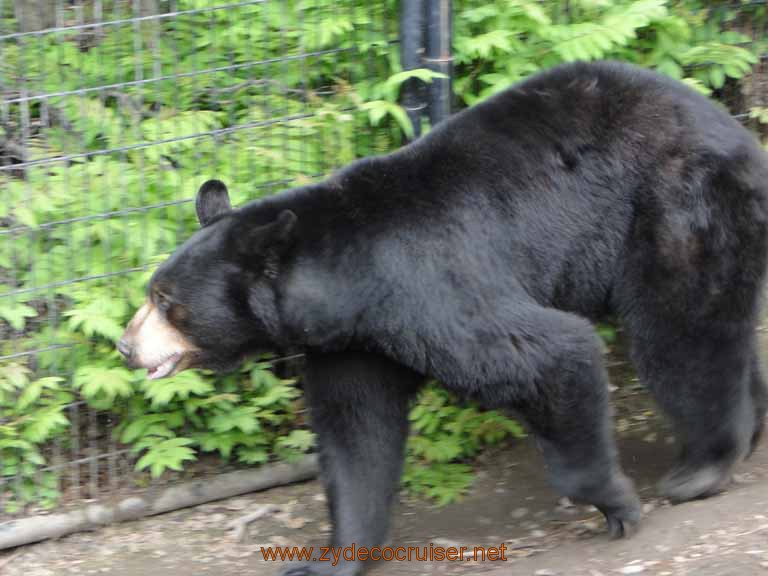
399 0 425 139
425 0 452 126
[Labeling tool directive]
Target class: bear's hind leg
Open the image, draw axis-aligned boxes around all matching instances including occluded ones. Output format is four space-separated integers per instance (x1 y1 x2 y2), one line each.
282 351 421 576
627 325 756 503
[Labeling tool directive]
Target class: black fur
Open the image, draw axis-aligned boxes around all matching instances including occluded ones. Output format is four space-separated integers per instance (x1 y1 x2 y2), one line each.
141 61 768 575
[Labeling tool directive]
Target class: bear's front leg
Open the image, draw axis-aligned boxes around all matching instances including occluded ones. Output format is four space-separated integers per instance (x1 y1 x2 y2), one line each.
281 351 421 576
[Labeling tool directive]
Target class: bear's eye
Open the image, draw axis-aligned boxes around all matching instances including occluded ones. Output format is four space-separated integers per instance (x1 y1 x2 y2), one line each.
155 291 172 313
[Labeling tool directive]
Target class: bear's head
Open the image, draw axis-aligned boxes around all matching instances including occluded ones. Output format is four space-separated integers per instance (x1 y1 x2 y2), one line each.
117 179 297 379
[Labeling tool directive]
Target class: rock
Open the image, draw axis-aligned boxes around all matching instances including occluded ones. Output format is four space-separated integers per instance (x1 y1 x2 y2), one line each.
432 538 461 549
224 498 250 511
271 535 290 547
734 473 755 484
280 516 308 530
478 516 493 526
642 502 656 515
512 507 529 519
581 520 601 533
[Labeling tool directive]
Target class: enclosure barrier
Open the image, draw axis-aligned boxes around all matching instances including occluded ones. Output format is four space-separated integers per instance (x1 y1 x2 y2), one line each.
0 0 766 545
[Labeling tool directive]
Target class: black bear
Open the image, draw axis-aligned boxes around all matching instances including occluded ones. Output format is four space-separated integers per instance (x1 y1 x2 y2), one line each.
119 61 768 575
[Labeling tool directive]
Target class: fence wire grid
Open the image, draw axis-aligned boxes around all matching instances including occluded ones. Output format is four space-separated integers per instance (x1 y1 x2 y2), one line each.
0 0 398 517
0 0 767 520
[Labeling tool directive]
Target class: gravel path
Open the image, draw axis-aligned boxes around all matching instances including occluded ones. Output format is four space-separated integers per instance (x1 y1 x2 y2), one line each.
490 462 768 576
2 330 767 576
2 436 766 576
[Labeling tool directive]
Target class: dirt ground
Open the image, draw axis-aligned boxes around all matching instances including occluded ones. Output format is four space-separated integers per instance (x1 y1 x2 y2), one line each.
2 340 768 576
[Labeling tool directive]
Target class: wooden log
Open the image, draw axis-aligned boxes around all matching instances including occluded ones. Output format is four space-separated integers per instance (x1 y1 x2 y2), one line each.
0 455 319 550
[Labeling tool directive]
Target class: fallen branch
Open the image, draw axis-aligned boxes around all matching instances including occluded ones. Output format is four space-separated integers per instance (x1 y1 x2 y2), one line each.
0 549 22 570
0 454 318 551
226 504 281 542
734 523 768 537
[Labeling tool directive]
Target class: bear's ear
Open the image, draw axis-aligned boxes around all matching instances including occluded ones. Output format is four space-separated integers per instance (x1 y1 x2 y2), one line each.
268 209 298 245
196 179 232 227
236 209 298 260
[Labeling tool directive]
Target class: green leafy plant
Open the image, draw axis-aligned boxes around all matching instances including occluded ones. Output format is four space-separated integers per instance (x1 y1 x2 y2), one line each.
362 68 449 137
403 385 524 504
453 0 762 103
750 107 768 125
0 364 72 510
0 0 765 511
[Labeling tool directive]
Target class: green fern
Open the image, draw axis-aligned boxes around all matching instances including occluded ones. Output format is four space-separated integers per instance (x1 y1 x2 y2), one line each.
139 371 214 409
21 405 69 444
73 365 134 404
0 299 37 331
136 437 197 478
2 0 764 511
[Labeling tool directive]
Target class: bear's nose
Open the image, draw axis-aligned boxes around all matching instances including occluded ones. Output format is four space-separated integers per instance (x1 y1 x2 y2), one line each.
117 339 133 359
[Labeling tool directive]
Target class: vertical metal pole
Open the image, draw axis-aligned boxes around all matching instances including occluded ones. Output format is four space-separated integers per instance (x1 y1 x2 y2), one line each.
399 0 425 139
425 0 452 126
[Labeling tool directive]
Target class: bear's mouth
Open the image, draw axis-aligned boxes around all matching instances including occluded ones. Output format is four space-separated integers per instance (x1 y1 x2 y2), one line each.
146 352 183 380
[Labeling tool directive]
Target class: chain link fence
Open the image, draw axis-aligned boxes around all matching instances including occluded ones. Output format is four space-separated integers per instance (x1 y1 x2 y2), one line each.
1 0 767 524
0 0 401 517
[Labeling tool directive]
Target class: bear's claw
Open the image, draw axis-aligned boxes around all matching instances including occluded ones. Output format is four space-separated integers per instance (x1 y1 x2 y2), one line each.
659 463 732 503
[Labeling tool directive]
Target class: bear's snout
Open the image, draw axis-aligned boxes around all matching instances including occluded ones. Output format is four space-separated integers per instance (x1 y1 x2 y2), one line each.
119 301 198 379
116 338 133 360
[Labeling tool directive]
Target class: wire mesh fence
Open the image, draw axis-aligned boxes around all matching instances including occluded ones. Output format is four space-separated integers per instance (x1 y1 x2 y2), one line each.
1 0 767 522
0 0 400 517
